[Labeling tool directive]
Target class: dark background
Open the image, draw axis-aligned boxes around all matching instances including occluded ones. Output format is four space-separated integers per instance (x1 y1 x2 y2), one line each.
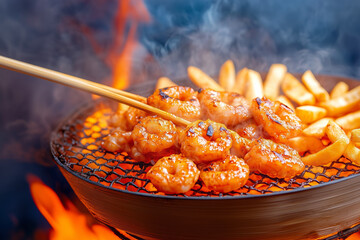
1 0 360 239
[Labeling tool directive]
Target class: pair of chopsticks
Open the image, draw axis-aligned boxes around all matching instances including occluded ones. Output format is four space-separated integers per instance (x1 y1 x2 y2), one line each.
0 55 190 126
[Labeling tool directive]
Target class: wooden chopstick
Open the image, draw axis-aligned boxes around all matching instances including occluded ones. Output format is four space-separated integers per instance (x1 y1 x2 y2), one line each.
0 55 191 126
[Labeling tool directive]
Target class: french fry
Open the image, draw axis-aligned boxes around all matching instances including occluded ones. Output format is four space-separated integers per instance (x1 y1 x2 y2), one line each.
335 110 360 130
303 118 333 138
325 121 349 143
302 121 349 166
295 106 327 124
219 60 235 91
320 86 360 117
302 138 348 166
245 69 263 102
155 77 177 90
263 64 287 100
344 142 360 165
188 66 224 91
330 81 349 99
341 130 360 165
282 73 316 105
233 67 248 95
350 129 360 143
286 136 324 154
302 70 330 102
276 95 295 111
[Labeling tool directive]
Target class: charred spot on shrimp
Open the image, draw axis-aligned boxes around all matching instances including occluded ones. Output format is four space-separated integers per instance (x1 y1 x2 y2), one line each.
273 151 285 163
266 113 282 125
255 97 263 107
198 121 205 127
198 88 204 93
202 166 214 172
220 127 227 132
159 89 170 99
188 128 195 134
206 125 214 137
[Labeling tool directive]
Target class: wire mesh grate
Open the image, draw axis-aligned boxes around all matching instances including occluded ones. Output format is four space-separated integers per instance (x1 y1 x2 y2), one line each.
51 101 360 197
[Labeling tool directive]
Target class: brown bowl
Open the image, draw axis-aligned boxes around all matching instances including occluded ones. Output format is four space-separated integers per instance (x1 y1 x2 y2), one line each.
51 74 360 240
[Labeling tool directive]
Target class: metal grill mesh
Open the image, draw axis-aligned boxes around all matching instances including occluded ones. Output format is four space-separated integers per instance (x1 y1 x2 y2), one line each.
51 101 360 197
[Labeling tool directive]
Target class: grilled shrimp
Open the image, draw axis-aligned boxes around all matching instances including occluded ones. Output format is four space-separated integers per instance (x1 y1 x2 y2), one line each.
147 86 201 122
147 154 200 194
197 89 251 127
102 129 148 161
232 118 264 140
104 116 179 162
122 107 149 131
179 120 232 164
108 99 149 131
251 97 302 142
199 155 250 193
244 138 305 179
230 130 253 158
132 116 178 157
102 129 132 153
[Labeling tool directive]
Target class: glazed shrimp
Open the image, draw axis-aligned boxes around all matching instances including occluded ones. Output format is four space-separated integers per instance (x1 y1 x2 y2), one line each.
244 138 305 179
109 107 148 131
102 129 148 161
179 120 232 164
102 129 133 153
197 89 252 127
132 116 179 159
251 97 302 142
200 155 250 193
232 118 264 140
147 154 200 194
108 100 149 131
229 130 253 158
147 86 201 122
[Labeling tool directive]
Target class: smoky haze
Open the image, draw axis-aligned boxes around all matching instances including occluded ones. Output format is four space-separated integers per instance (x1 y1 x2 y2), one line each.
142 0 360 79
0 0 360 239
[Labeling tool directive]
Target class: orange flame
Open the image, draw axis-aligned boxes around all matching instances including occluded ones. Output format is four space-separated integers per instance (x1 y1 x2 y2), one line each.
108 0 151 90
85 0 150 99
348 232 360 240
28 174 118 240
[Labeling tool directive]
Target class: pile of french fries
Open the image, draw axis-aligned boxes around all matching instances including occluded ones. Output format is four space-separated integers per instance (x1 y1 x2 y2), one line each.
155 61 360 167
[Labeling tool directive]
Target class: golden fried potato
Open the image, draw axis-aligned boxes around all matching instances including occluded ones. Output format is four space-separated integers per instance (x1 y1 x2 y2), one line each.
295 106 327 124
302 70 329 102
219 60 235 91
330 81 349 99
188 66 224 91
285 136 324 154
264 64 287 100
303 118 333 138
155 77 177 90
335 110 360 130
233 67 248 95
320 86 360 117
302 121 349 166
282 73 316 105
351 129 360 143
245 69 263 102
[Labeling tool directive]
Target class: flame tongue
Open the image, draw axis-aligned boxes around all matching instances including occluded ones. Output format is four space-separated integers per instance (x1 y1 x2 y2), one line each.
88 0 150 100
109 0 151 90
28 175 118 240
